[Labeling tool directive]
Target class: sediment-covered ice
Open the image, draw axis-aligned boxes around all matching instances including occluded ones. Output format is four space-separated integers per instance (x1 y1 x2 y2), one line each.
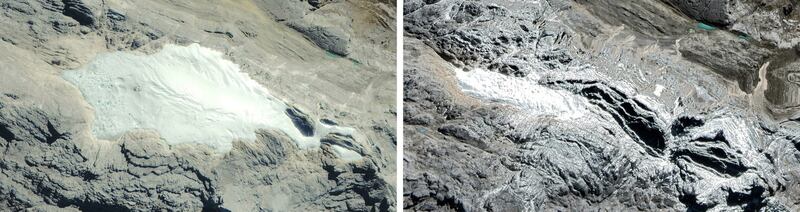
63 44 323 152
456 68 591 119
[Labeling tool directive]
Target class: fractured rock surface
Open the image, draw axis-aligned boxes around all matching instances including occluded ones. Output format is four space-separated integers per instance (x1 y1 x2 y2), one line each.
404 0 800 211
0 0 396 211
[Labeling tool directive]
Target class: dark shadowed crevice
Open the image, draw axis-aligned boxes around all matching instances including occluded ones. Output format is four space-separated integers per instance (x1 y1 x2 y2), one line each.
581 85 615 103
199 189 223 211
546 80 668 153
0 124 15 141
75 203 130 212
201 202 228 212
671 116 705 136
407 194 467 212
679 193 712 212
351 178 391 212
617 102 665 150
285 108 315 137
726 185 766 211
672 148 747 177
45 121 65 144
62 0 95 26
322 164 342 181
789 136 800 152
51 192 130 212
320 118 338 125
3 93 19 100
578 84 666 151
695 130 727 143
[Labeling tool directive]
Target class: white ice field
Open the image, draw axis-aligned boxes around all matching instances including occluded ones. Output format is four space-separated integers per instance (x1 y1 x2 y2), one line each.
456 68 591 119
64 44 349 152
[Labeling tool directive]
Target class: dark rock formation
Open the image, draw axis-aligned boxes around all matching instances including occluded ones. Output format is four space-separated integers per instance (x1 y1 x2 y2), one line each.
404 0 800 211
287 22 351 56
62 0 95 26
0 0 396 210
286 106 316 137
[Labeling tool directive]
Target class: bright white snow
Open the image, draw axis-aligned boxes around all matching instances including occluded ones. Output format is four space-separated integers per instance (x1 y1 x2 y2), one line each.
332 145 363 162
455 68 591 119
63 44 329 152
653 84 666 97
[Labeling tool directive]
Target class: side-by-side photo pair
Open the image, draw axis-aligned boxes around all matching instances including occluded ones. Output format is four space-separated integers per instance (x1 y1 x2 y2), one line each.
0 0 799 211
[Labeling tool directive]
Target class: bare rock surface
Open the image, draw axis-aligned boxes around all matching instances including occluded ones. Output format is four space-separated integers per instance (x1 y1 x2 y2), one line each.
404 0 800 211
0 0 396 211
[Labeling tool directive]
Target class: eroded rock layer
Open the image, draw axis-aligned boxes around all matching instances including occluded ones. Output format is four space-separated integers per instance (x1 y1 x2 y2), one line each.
404 0 800 211
0 0 396 211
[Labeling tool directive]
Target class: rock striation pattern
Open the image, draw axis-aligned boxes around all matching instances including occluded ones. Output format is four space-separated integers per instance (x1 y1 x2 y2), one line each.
0 0 396 211
404 0 800 211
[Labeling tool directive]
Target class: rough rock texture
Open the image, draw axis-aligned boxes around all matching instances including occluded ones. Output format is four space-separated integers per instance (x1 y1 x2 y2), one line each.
0 0 396 211
256 0 395 59
404 0 800 211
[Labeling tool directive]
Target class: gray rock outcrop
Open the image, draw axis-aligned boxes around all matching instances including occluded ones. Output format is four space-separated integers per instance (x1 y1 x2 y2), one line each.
404 0 800 211
0 0 396 211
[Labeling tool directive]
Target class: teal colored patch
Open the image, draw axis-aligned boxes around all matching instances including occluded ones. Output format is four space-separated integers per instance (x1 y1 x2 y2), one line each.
738 35 748 40
737 34 750 40
697 23 717 31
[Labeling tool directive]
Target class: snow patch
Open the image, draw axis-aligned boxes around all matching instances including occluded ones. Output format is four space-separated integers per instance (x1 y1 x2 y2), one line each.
63 44 332 152
654 84 665 97
455 68 591 119
332 145 363 162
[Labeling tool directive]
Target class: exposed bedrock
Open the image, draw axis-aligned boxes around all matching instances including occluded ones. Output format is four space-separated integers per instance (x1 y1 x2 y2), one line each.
671 128 749 177
574 0 693 37
547 80 668 154
664 0 733 26
254 0 395 61
286 21 351 56
404 0 574 72
404 0 800 211
0 100 221 210
0 0 396 210
678 30 774 93
765 50 800 112
62 0 96 26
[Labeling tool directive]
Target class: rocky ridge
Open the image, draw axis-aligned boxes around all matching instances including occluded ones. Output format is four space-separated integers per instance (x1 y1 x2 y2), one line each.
404 0 800 211
0 0 396 211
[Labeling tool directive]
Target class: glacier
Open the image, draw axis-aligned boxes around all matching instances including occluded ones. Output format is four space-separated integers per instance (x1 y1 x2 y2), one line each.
455 68 591 119
63 43 322 152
